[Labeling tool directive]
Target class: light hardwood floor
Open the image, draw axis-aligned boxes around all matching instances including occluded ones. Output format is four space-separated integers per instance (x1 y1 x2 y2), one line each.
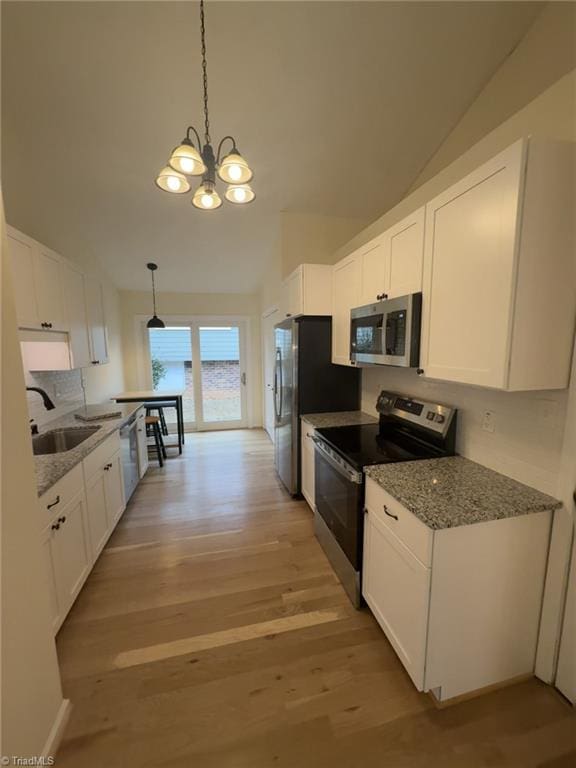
56 429 575 767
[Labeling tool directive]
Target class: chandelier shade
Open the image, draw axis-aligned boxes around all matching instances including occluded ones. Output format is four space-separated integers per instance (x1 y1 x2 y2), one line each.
192 182 223 210
155 166 190 194
169 139 206 176
225 183 255 205
217 151 253 184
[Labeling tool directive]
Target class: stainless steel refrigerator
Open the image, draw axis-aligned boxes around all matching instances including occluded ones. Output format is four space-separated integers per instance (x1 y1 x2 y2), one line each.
274 316 360 495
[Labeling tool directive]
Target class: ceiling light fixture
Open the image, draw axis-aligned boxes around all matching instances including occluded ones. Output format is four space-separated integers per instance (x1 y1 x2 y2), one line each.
146 262 165 328
155 0 255 210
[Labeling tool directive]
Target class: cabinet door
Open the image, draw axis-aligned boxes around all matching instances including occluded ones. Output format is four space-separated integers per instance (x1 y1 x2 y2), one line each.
420 142 524 388
285 269 302 318
85 278 109 364
50 492 91 620
40 526 61 631
62 264 92 368
301 424 315 511
136 410 149 478
85 469 111 558
386 207 425 298
332 254 361 366
7 229 40 328
34 247 67 331
359 239 387 305
104 450 125 526
363 509 430 690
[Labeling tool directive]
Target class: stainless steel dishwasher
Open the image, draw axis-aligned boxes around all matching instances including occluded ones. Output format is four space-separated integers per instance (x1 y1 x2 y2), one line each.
120 413 139 501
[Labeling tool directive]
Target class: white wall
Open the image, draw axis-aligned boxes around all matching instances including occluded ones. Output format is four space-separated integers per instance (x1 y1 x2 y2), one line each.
1 195 65 757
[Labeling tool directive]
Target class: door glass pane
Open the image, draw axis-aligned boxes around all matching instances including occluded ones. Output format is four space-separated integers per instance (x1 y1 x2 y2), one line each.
199 326 242 422
148 327 195 425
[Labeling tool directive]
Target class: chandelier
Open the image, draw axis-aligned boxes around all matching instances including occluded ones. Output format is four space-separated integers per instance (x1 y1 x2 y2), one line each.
155 0 254 210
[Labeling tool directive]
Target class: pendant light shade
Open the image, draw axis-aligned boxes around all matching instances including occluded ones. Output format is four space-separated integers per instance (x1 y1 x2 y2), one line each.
155 166 190 194
169 140 206 176
217 151 253 184
192 182 223 210
225 183 255 205
146 263 165 329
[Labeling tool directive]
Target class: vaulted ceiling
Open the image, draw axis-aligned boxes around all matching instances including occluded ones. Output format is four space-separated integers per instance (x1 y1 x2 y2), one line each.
2 1 542 293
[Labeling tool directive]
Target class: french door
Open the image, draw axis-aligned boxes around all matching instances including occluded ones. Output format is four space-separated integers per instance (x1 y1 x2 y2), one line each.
147 321 248 431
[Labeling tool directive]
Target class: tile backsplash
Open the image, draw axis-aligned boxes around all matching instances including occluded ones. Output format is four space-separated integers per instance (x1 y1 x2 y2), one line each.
25 368 85 429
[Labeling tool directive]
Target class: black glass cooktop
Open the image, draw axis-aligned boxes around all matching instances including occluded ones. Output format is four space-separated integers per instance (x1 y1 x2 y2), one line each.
316 422 444 472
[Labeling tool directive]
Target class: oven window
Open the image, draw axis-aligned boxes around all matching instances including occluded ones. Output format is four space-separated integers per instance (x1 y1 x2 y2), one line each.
314 451 364 569
385 310 407 356
351 315 384 356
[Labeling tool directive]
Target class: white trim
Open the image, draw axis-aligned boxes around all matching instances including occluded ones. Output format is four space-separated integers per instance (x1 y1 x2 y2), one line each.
41 698 71 760
262 304 279 320
535 332 576 693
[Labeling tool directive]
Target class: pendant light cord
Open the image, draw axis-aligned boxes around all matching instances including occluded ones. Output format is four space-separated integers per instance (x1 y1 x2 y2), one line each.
200 0 211 145
151 269 158 316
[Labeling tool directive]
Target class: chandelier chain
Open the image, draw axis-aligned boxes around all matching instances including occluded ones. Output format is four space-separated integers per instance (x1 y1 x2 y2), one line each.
200 0 211 145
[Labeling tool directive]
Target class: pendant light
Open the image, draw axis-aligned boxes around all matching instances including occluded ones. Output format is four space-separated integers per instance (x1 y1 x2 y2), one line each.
155 0 255 209
146 263 165 329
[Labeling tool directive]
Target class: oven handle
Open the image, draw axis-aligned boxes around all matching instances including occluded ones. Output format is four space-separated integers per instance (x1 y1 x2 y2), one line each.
312 436 363 485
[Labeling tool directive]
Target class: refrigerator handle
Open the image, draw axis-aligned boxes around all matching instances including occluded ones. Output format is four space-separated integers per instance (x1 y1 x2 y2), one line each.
274 349 282 421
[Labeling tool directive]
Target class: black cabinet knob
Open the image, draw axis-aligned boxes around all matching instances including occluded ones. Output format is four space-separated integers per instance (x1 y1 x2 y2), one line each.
57 516 66 524
51 523 60 531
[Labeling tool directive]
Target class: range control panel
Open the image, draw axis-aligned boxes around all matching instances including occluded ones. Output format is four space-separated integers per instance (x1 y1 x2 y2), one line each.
376 391 455 436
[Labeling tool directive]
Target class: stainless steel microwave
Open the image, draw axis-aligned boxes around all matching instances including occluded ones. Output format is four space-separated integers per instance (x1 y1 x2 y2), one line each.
350 292 422 367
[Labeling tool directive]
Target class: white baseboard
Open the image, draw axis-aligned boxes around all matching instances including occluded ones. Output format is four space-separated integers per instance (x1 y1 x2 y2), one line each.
41 698 71 760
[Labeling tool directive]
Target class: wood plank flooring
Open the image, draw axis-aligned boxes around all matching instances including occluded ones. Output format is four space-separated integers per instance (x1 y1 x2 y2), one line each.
55 429 575 767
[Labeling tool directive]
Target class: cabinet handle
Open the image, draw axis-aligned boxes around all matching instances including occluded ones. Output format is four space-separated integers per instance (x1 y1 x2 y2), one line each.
51 523 60 531
47 322 53 328
383 504 398 521
138 428 143 433
103 463 112 471
47 495 60 509
57 516 67 524
92 360 100 365
416 368 424 376
364 508 369 515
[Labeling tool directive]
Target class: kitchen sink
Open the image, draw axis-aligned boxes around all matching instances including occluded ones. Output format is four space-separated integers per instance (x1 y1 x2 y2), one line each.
32 426 100 455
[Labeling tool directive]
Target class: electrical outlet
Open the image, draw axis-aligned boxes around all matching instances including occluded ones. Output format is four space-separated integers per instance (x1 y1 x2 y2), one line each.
482 410 496 433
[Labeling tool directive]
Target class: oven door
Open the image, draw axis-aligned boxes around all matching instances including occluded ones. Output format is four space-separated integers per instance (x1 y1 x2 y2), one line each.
350 305 385 365
313 437 364 569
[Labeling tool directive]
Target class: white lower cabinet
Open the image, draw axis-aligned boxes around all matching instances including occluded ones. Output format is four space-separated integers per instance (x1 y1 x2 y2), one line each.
301 420 316 511
42 490 91 632
39 431 128 634
363 477 552 702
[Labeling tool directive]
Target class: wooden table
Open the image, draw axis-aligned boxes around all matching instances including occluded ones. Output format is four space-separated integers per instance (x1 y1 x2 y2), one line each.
113 391 185 454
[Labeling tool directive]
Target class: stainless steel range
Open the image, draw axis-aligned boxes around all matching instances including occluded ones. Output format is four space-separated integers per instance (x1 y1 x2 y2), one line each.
313 390 457 607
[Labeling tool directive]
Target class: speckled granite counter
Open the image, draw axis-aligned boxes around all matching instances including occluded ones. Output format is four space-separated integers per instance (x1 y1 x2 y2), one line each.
365 456 561 530
302 411 378 429
34 404 141 497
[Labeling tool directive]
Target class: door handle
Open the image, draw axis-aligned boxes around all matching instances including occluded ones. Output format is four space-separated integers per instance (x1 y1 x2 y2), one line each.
241 372 247 386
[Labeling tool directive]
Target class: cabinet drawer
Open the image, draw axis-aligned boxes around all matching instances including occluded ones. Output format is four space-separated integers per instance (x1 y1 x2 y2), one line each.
83 431 121 479
365 477 433 566
38 463 83 523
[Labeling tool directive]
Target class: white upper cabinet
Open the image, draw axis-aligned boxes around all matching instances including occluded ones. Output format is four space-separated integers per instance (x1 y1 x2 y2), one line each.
85 277 109 365
386 206 425 299
332 252 361 366
358 238 388 306
282 264 333 319
420 139 575 390
8 228 67 331
62 264 92 368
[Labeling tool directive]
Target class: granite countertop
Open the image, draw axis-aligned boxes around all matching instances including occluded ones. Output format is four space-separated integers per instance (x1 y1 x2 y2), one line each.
365 456 562 530
34 403 141 497
301 411 378 428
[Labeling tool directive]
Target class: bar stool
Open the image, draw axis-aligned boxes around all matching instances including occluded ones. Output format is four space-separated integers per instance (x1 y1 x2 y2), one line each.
144 402 171 436
145 416 167 467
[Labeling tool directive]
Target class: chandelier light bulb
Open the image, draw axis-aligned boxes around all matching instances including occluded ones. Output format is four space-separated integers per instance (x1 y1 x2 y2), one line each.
169 141 206 176
218 151 253 184
192 182 223 210
202 193 214 208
